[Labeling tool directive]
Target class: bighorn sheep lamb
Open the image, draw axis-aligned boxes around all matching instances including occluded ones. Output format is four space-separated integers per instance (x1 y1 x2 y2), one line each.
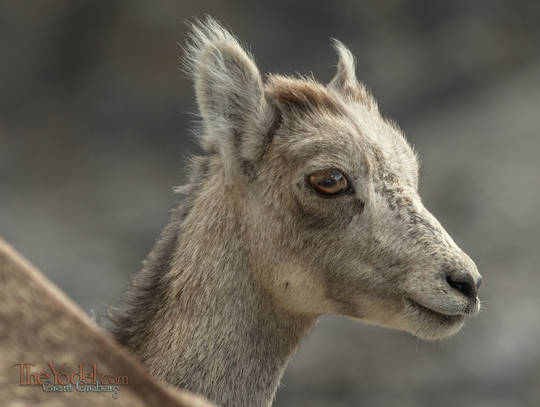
110 17 482 407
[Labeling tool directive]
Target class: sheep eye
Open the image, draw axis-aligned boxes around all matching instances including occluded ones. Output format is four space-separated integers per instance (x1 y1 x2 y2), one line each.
309 169 348 195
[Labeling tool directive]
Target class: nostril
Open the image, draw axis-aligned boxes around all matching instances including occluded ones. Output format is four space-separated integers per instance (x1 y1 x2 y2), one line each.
446 274 476 300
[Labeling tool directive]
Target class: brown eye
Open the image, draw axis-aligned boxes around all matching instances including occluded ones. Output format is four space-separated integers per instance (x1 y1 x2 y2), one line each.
309 169 349 195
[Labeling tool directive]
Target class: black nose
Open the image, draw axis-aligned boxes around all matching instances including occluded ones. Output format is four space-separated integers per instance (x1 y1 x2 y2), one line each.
446 272 480 300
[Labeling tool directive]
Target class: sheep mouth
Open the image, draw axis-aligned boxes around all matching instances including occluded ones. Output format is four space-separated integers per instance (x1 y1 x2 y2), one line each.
405 298 465 325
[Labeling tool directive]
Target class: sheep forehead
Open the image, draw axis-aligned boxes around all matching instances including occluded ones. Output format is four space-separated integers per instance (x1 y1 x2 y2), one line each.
267 79 418 186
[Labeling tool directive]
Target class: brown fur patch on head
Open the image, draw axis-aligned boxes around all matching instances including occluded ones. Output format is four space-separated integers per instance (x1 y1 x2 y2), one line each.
266 75 345 116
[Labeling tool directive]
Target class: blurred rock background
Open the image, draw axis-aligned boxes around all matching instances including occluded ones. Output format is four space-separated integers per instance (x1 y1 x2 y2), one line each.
1 1 539 406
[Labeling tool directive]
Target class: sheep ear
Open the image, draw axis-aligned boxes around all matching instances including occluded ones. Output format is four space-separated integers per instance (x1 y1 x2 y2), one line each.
184 18 273 170
327 41 377 112
328 40 360 98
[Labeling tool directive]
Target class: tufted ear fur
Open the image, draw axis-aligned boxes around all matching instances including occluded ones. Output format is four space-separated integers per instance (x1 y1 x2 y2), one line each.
328 40 358 96
328 40 377 110
184 17 275 177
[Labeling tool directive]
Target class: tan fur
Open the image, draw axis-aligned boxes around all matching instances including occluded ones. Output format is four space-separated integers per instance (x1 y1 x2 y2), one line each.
110 17 482 407
0 238 214 407
268 75 346 115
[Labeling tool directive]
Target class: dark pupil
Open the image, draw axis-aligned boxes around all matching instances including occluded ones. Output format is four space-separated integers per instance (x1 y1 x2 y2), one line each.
319 178 335 188
319 172 341 188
